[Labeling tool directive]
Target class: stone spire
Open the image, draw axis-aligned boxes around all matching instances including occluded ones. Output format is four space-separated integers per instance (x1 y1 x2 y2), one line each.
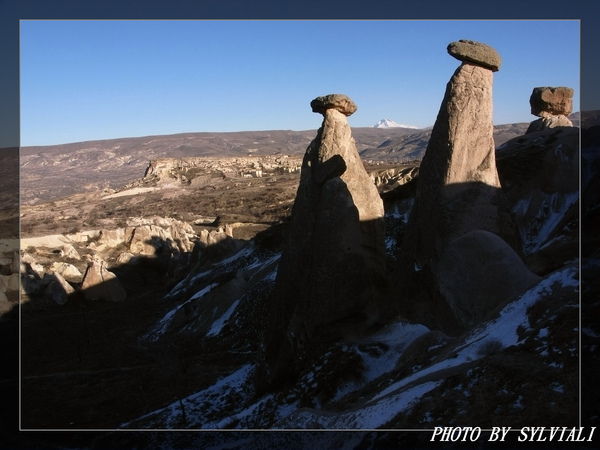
403 40 518 268
397 40 528 335
256 94 386 391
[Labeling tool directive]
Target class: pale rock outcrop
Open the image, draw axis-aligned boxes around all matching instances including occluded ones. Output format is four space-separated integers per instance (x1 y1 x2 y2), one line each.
127 225 170 256
50 262 84 281
526 87 574 133
20 253 44 277
258 94 386 390
65 230 101 244
81 257 127 302
46 272 75 305
61 244 81 260
97 228 127 248
116 252 139 265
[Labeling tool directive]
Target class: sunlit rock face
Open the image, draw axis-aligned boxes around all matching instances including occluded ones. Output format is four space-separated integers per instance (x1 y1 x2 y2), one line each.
397 41 526 335
403 41 519 268
257 94 387 391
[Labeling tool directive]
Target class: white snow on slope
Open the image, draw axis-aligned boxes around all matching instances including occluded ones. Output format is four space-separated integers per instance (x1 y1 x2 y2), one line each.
206 299 240 337
513 191 579 254
373 265 578 402
122 364 255 429
127 263 578 431
144 282 218 342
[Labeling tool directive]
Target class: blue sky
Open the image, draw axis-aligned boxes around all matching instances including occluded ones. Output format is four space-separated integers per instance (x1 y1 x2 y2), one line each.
20 19 580 147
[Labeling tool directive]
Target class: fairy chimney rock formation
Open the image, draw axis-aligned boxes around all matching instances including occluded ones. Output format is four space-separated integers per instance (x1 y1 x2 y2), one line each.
257 93 386 390
526 86 574 133
403 40 518 268
398 40 524 335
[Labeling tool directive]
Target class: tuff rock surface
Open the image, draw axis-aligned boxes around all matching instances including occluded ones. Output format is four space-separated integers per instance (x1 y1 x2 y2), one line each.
398 41 523 335
81 257 127 302
447 39 502 72
526 86 574 133
257 94 386 390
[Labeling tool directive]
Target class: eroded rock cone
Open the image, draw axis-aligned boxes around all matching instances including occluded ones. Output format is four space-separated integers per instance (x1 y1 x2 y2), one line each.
398 40 524 335
526 86 574 133
403 41 519 268
257 94 386 391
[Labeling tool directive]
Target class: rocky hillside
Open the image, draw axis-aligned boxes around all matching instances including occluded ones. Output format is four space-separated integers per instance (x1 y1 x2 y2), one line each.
6 41 599 449
21 122 546 205
20 127 418 205
10 111 599 449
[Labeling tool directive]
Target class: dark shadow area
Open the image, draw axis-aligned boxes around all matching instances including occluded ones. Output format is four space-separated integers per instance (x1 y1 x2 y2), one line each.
16 228 267 444
0 147 21 448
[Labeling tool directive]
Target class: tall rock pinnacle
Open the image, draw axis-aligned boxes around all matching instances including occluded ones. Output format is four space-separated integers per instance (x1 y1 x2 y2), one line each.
403 40 518 268
256 94 386 391
398 41 528 334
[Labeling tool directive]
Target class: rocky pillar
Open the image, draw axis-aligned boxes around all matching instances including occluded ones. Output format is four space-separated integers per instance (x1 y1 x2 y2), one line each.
257 94 386 391
403 40 519 269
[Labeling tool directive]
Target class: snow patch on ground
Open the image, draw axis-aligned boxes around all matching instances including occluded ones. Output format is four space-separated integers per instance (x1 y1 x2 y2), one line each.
280 380 442 429
373 266 578 402
206 299 240 337
144 282 218 341
515 191 579 254
122 364 255 429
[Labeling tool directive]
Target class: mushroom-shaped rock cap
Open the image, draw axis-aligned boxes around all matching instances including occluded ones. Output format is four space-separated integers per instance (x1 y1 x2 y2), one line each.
447 39 501 72
311 94 357 116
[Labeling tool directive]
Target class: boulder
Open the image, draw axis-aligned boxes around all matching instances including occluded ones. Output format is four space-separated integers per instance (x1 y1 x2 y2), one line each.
61 244 81 260
81 258 127 302
258 94 386 390
525 86 574 134
97 228 127 248
50 262 84 281
529 86 573 117
310 93 358 116
46 272 75 305
447 39 501 72
127 225 170 256
116 252 139 265
436 230 541 330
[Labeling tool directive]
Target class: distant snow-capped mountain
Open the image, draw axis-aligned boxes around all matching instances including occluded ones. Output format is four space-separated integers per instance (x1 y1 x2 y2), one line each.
373 118 420 129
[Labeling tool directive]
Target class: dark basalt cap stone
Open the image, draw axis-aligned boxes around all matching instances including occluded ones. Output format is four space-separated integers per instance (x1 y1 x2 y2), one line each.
447 39 502 72
310 94 358 116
